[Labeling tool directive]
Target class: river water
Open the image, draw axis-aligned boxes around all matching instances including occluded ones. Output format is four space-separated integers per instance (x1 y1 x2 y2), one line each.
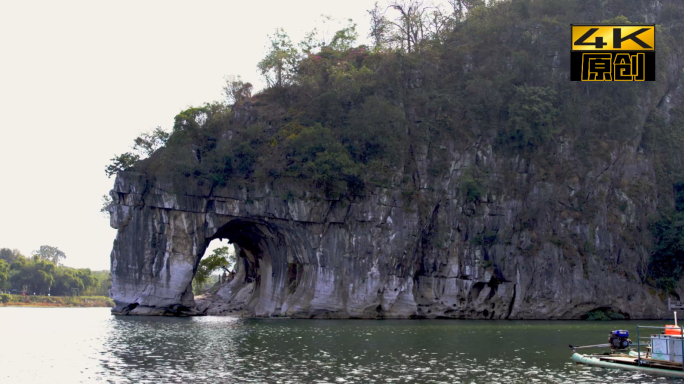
0 307 681 383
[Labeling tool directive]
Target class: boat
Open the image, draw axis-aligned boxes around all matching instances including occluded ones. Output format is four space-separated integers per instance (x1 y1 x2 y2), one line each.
571 352 684 378
570 312 684 378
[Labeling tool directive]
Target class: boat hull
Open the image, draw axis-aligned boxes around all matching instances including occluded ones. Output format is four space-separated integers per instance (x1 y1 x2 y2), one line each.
571 353 684 378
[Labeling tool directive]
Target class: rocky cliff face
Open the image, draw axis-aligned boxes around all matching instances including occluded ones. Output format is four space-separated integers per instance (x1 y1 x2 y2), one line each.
110 80 682 319
108 1 684 319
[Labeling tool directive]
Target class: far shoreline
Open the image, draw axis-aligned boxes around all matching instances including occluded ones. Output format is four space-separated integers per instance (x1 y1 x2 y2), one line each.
1 294 114 308
2 303 113 308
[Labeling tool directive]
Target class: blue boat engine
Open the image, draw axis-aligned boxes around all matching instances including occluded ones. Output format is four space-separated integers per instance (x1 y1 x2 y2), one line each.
609 330 630 350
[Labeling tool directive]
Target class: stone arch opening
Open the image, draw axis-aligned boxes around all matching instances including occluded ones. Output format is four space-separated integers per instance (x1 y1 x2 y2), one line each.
190 238 233 293
193 218 310 317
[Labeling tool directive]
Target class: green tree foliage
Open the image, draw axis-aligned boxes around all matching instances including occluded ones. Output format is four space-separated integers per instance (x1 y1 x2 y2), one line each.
650 211 684 277
133 126 170 157
105 152 139 178
461 172 484 203
285 124 362 194
86 270 112 296
105 126 170 178
10 256 55 294
166 104 230 176
3 252 102 296
327 19 358 51
258 28 299 88
106 0 684 179
50 267 97 296
503 86 559 150
174 106 212 133
0 249 12 264
33 245 66 265
650 183 684 280
0 248 22 264
111 0 682 197
193 246 235 294
0 259 9 290
345 96 408 165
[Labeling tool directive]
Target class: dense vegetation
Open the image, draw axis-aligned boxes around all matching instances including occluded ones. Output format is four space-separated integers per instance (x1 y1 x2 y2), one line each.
107 0 684 192
649 183 684 293
106 0 684 290
0 248 111 296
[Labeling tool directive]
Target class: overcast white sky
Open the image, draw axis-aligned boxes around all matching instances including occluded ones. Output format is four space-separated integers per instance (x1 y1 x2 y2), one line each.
0 0 384 271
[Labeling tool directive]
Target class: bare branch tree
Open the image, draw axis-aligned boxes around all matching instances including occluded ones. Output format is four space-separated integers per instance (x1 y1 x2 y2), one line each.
384 0 442 53
368 2 390 49
223 75 253 106
427 4 450 42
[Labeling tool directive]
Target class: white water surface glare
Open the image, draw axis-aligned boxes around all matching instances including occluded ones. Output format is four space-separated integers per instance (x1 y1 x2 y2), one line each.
0 308 683 383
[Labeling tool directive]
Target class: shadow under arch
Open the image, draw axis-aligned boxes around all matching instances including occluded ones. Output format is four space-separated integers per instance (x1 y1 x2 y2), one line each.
193 218 312 317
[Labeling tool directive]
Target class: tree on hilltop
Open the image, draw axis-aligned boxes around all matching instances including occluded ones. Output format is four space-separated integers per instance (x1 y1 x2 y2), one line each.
105 126 170 178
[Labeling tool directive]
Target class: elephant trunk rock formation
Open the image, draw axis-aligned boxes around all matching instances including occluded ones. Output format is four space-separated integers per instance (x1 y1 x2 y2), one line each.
107 0 684 320
109 158 668 319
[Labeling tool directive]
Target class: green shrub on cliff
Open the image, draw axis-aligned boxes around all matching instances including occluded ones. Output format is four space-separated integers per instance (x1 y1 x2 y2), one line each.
585 309 626 321
501 85 559 151
461 172 484 203
105 126 171 178
285 124 362 193
650 210 684 280
105 152 139 178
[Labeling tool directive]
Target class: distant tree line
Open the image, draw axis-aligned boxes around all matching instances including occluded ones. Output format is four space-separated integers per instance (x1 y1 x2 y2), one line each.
0 247 111 296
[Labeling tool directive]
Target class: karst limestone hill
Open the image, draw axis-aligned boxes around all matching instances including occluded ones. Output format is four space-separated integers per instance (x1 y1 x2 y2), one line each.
108 0 684 318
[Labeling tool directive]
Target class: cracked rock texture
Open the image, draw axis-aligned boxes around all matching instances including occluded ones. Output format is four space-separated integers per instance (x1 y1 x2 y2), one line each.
109 107 681 319
109 101 684 320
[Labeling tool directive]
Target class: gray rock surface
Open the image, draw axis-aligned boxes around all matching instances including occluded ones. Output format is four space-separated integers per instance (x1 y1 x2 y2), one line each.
109 114 680 319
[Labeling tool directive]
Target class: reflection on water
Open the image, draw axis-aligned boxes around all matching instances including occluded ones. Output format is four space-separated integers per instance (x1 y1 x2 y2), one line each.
0 307 682 383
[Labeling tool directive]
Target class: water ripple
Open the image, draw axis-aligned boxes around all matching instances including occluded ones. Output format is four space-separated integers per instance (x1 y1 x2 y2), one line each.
1 308 683 383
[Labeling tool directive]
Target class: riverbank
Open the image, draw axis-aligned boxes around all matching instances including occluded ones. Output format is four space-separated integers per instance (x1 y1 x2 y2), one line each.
0 294 114 307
